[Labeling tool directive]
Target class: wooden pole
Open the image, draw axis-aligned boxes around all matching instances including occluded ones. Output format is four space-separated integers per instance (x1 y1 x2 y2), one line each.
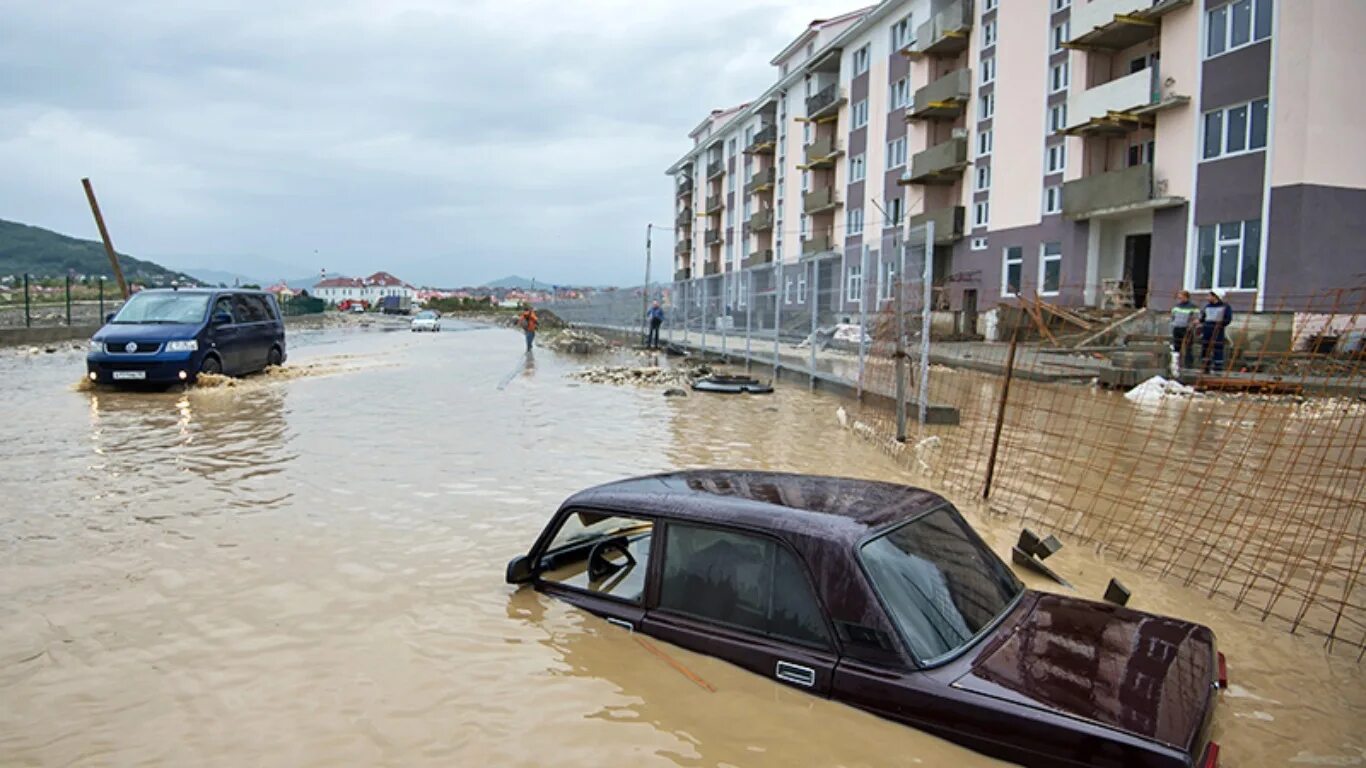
81 178 129 299
982 326 1020 500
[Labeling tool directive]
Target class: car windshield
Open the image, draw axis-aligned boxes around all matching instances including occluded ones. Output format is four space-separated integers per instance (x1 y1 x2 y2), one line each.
860 506 1023 664
111 292 211 324
416 311 436 319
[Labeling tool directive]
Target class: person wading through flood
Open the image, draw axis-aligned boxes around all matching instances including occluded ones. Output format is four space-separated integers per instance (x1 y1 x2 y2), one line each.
646 300 664 349
1171 290 1199 372
518 304 539 351
1199 291 1232 373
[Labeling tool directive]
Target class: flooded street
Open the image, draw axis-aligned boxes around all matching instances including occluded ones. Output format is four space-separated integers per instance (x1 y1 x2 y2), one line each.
1 322 1362 767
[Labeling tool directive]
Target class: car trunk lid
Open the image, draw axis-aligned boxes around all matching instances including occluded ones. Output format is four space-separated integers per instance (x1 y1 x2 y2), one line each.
954 593 1217 752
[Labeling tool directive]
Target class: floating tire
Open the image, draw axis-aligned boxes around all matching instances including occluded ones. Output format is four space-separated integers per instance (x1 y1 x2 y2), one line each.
691 375 774 395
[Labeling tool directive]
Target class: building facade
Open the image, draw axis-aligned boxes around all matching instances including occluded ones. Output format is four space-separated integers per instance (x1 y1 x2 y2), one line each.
666 0 1365 316
313 271 418 304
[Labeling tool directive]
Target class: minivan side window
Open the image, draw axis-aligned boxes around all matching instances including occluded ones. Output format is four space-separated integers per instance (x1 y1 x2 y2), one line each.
213 296 236 323
234 295 271 323
658 524 829 648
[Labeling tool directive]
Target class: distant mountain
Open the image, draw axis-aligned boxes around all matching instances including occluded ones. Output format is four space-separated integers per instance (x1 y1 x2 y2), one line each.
181 267 266 287
482 275 544 290
0 218 198 284
286 276 321 291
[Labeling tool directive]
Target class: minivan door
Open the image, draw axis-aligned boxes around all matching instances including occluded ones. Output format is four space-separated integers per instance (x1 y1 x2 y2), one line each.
233 294 275 372
207 295 244 373
639 523 839 695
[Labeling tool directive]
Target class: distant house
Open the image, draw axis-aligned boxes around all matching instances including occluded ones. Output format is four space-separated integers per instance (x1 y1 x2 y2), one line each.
265 281 296 301
313 271 418 305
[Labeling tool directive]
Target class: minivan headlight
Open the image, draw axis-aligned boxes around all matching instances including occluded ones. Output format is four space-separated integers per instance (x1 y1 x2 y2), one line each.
88 339 104 352
165 340 199 352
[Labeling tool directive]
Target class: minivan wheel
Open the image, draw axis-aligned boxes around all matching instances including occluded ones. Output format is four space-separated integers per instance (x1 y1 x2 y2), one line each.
267 347 283 366
199 355 222 375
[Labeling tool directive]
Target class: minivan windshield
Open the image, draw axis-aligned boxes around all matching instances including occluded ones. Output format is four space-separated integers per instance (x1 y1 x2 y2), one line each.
860 507 1023 664
112 292 211 324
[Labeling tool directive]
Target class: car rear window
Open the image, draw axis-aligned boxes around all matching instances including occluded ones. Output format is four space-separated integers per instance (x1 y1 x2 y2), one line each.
860 507 1023 664
658 524 829 649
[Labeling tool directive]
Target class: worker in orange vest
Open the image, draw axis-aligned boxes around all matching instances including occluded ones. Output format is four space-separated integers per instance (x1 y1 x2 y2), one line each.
518 305 539 351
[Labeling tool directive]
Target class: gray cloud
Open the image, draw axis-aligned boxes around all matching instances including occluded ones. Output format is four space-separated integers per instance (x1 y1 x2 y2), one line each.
0 0 836 285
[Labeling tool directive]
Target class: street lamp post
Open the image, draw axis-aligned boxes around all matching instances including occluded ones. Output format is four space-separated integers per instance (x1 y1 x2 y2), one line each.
643 223 673 345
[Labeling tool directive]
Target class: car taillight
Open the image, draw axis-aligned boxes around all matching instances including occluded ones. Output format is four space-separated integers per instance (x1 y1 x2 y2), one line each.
1217 651 1228 688
1201 741 1220 768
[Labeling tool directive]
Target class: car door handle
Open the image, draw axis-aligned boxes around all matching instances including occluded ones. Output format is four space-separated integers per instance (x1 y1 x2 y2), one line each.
775 660 816 688
605 617 634 632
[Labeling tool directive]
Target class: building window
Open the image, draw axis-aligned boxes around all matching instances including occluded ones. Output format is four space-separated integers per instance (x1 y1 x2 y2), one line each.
978 129 993 156
1049 103 1067 133
971 236 989 251
1040 242 1062 294
800 212 809 236
784 275 794 304
847 207 864 236
1043 185 1062 215
879 259 897 302
847 263 863 303
1052 21 1070 53
980 57 996 85
728 138 737 158
801 169 810 192
891 14 914 52
975 164 991 191
888 196 903 227
728 172 735 192
983 19 997 47
1202 98 1269 160
1053 0 1070 9
852 99 869 128
1003 246 1023 296
736 272 748 308
797 271 808 303
887 137 908 169
849 153 866 183
1196 219 1261 290
1207 0 1272 58
726 208 734 227
1128 139 1154 167
853 44 871 75
979 91 995 120
1046 143 1066 174
974 200 990 229
890 78 910 110
743 198 752 219
1050 61 1070 93
984 0 998 10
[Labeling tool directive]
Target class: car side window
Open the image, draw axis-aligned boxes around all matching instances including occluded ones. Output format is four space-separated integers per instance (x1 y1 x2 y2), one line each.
538 511 654 605
213 296 236 323
234 295 269 323
659 524 830 649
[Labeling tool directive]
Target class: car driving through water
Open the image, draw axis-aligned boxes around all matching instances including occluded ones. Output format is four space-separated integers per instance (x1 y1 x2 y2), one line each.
508 471 1226 768
86 288 287 386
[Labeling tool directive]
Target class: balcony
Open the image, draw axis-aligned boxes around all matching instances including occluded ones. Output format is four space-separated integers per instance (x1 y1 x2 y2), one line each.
915 0 972 56
675 209 692 228
908 68 972 121
675 267 692 281
908 205 966 244
703 194 723 214
801 235 834 256
676 177 693 197
707 160 725 179
703 261 720 276
748 209 775 232
1062 163 1184 220
1063 66 1187 135
744 167 776 194
744 125 778 155
805 83 845 120
802 186 840 215
675 240 691 255
704 229 723 247
903 137 969 185
743 250 774 269
1069 0 1188 51
802 135 843 169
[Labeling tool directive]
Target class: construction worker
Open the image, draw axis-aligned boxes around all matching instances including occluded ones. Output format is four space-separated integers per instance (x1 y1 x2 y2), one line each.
518 304 539 351
1171 290 1199 371
1199 291 1232 373
646 300 664 349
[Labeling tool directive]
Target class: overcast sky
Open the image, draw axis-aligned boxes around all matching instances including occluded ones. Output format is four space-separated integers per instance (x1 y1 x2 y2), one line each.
0 0 841 286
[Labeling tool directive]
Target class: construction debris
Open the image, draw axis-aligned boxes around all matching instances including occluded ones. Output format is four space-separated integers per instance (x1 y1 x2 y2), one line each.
1010 546 1073 588
542 329 611 354
1103 578 1131 606
568 362 711 388
1124 375 1199 403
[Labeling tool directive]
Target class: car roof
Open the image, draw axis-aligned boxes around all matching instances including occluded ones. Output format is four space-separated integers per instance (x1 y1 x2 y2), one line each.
561 470 946 546
136 287 271 296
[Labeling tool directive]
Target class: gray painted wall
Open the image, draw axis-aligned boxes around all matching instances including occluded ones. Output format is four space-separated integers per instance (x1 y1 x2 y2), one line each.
1266 184 1366 307
1195 152 1265 225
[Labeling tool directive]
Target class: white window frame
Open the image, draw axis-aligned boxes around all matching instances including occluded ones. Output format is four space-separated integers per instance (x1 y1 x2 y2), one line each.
797 271 808 303
1048 103 1067 134
984 0 998 11
974 164 991 192
888 196 903 228
1206 0 1273 59
1051 21 1070 54
1002 246 1024 297
846 262 863 303
1050 61 1070 93
981 57 996 85
736 271 748 308
784 275 794 304
847 207 864 237
973 200 990 229
971 236 989 251
983 19 997 47
1201 98 1270 161
852 99 869 129
979 91 995 120
1043 185 1062 215
1194 218 1261 291
879 259 897 302
849 153 866 183
1052 0 1070 10
889 78 910 110
1039 242 1062 295
977 129 993 157
890 14 914 52
1045 143 1066 174
800 212 809 237
853 44 870 76
886 137 907 169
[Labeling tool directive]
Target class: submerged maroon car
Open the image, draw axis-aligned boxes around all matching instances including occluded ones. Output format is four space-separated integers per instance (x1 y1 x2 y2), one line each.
507 471 1224 768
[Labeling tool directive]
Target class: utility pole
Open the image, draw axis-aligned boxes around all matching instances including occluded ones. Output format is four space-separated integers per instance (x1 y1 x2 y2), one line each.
642 223 652 344
81 178 129 299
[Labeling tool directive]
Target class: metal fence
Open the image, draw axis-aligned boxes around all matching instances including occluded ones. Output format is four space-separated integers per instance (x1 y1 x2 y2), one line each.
0 275 121 329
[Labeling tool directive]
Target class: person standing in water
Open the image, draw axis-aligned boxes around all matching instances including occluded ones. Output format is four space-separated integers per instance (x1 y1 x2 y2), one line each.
518 304 539 351
646 300 664 349
1199 291 1232 373
1170 290 1199 372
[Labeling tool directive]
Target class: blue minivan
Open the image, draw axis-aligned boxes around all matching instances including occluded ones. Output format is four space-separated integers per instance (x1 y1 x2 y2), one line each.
87 288 287 386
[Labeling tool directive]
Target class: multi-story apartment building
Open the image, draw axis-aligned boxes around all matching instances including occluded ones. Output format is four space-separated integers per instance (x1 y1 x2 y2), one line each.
666 0 1365 316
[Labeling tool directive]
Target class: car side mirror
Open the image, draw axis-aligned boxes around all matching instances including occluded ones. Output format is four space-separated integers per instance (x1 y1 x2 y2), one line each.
104 313 115 323
212 312 233 326
506 554 536 584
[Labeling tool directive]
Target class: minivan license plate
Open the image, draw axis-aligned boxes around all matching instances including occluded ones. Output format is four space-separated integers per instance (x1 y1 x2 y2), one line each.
112 370 146 380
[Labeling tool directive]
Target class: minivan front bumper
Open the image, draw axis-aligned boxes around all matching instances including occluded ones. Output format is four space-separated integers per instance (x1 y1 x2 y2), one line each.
86 350 199 384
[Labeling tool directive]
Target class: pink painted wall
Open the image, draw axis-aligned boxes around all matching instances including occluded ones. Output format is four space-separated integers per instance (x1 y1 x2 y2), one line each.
988 0 1048 229
1154 3 1199 200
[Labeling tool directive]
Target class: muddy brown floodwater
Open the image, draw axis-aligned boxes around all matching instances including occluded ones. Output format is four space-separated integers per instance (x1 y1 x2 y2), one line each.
0 323 1362 767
